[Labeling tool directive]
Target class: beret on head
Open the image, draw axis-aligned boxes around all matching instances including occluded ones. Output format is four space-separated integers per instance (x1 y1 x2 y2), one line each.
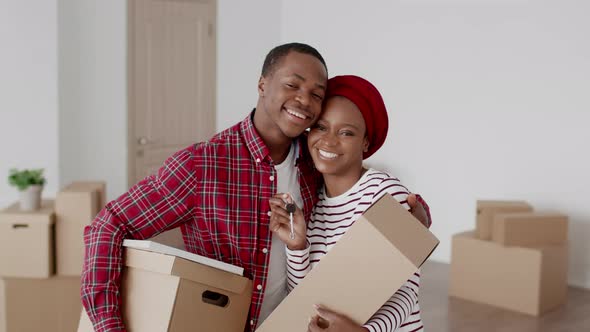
325 75 389 159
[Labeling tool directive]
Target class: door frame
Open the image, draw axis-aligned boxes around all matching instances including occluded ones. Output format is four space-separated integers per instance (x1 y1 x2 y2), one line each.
127 0 138 189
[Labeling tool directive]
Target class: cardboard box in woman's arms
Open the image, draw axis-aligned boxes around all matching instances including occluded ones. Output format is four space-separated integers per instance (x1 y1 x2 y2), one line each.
257 194 439 332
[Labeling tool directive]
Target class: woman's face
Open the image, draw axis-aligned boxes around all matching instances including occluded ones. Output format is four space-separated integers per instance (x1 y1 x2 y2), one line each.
308 96 369 178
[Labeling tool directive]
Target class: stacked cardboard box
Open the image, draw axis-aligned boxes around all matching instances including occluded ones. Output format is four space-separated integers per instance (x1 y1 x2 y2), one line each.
0 277 82 332
475 200 533 240
0 182 105 332
56 181 105 275
449 200 569 316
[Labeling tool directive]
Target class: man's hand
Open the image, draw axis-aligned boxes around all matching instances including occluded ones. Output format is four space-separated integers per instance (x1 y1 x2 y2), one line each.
407 193 430 228
307 305 368 332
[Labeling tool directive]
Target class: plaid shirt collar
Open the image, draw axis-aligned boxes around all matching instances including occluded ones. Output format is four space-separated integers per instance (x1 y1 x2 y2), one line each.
241 109 271 164
240 109 308 167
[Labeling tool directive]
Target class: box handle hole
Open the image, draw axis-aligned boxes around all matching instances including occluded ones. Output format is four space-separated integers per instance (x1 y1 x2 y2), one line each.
12 224 29 229
202 290 229 307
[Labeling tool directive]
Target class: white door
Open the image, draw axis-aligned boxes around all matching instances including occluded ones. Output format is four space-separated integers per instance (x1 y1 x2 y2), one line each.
129 0 216 186
128 0 216 248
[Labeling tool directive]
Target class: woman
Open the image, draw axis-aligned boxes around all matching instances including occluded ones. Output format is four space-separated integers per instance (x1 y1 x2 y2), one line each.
269 75 425 332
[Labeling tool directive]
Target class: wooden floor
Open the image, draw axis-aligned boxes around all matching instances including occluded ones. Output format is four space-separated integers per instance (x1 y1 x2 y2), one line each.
420 261 590 332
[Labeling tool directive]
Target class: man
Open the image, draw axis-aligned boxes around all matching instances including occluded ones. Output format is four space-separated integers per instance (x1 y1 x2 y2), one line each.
81 43 430 332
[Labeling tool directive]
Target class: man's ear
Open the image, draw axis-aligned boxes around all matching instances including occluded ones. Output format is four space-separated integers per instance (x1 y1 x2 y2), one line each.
258 76 266 97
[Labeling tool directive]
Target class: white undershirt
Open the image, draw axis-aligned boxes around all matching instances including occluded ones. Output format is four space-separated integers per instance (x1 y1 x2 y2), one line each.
257 143 303 324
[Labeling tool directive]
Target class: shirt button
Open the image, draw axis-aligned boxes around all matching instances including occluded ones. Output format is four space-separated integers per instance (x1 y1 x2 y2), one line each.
250 320 254 325
267 211 272 217
269 175 275 181
256 158 261 163
262 248 268 254
257 284 262 291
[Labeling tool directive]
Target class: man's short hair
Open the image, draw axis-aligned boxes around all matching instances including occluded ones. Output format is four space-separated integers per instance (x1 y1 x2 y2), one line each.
261 43 327 77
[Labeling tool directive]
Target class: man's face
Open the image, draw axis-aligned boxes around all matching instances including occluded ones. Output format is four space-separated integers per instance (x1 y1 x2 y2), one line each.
258 51 328 139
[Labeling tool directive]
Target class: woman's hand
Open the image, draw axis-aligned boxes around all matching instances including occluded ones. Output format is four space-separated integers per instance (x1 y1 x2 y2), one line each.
308 305 368 332
268 193 308 250
408 193 430 228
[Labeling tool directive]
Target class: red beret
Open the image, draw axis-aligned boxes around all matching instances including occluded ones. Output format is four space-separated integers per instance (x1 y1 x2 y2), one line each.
325 75 389 159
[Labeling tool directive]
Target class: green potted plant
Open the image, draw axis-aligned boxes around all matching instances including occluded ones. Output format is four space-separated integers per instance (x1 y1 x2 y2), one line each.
8 168 46 211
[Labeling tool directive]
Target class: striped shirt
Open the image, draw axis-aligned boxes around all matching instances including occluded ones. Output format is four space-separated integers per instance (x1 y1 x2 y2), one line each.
286 168 424 332
81 112 320 332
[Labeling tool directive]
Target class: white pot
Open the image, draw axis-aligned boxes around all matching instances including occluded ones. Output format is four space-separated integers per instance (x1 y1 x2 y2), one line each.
20 185 43 211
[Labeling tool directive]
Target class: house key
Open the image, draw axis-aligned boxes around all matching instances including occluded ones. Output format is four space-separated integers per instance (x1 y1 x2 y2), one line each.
286 203 296 240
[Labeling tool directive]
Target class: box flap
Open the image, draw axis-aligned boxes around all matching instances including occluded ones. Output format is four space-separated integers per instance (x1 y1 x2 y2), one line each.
124 248 249 294
170 257 249 294
359 194 439 268
123 240 243 275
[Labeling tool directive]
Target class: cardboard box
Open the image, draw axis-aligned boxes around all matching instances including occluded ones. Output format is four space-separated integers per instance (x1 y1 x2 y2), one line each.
0 276 81 332
449 231 567 316
492 212 568 247
78 247 252 332
0 200 55 278
151 227 186 250
56 181 106 275
476 200 533 240
256 194 439 332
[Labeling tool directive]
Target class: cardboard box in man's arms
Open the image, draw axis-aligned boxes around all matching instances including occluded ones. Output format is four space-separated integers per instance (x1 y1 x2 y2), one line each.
78 241 252 332
257 194 439 332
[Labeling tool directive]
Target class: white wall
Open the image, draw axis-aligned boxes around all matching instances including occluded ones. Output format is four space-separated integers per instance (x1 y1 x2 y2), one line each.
282 0 590 288
216 0 282 131
0 1 59 207
5 0 282 207
58 0 127 201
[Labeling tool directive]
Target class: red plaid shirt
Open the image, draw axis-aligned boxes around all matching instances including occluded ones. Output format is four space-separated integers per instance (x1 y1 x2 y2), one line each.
81 112 321 331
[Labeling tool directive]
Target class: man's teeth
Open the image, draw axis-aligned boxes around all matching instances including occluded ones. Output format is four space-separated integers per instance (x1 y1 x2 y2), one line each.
319 150 338 159
286 109 306 119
